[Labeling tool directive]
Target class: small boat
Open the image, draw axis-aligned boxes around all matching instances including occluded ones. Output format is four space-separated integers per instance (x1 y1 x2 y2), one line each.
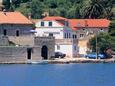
27 60 48 64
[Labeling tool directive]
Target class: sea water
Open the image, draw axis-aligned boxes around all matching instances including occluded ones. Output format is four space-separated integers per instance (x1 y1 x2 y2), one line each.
0 63 115 86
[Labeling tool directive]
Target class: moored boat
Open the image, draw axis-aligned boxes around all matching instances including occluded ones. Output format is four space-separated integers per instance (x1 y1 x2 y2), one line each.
27 60 48 64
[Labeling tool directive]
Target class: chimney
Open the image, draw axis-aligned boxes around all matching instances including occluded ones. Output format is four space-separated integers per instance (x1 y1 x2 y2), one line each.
42 11 49 17
28 13 31 19
3 9 7 15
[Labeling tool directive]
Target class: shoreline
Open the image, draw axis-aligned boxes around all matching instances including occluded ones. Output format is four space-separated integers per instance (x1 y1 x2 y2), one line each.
48 58 115 64
0 58 115 64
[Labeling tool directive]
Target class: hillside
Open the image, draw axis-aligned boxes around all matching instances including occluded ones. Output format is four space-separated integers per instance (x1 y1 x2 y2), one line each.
2 0 115 19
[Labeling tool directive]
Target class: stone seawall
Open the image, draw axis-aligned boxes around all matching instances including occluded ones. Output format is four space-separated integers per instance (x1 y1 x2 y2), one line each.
0 46 27 63
0 46 42 63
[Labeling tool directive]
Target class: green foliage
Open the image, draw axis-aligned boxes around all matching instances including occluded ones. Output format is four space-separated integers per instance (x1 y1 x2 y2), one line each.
49 9 60 16
109 20 115 36
2 0 115 19
30 0 44 18
3 0 10 10
81 0 115 19
16 3 31 17
90 21 115 52
90 33 111 53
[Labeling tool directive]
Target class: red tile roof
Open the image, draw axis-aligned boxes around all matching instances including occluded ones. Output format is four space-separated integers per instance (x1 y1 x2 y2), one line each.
0 12 32 24
43 16 68 21
69 19 110 30
39 16 111 30
31 19 41 23
43 16 68 26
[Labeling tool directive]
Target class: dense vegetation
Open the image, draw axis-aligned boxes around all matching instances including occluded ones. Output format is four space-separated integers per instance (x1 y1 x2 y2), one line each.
2 0 115 19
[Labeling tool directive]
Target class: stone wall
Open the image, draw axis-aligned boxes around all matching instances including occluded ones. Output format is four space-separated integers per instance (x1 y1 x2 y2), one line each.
0 46 27 63
0 24 33 36
0 36 55 63
8 36 34 46
0 36 9 46
0 46 43 63
8 36 55 59
34 36 55 59
76 28 108 39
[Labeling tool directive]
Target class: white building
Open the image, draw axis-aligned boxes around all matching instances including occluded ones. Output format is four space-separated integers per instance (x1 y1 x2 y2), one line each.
35 16 78 58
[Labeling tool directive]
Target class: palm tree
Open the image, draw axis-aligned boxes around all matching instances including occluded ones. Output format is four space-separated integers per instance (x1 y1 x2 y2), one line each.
82 0 107 18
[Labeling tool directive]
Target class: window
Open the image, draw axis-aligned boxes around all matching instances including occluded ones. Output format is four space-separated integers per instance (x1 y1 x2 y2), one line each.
64 33 70 38
74 35 77 39
73 34 77 39
100 29 103 32
66 33 68 38
49 21 52 26
3 29 7 36
41 21 44 26
80 34 84 38
16 30 20 36
64 33 66 38
49 33 53 36
57 45 60 50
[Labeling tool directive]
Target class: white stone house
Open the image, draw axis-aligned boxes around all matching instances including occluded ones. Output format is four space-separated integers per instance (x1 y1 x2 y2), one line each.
35 16 78 58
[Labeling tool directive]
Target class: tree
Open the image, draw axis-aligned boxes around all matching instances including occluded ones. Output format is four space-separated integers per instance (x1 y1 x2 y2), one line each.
16 3 31 17
89 33 112 53
11 0 21 8
49 8 60 16
108 20 115 50
109 20 115 36
81 0 107 18
67 4 81 18
21 0 30 3
58 7 67 17
30 0 44 19
3 0 10 10
8 0 114 19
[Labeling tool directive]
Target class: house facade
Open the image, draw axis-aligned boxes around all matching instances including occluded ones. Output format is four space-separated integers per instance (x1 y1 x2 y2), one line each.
35 16 78 58
69 19 110 55
0 12 33 36
33 16 110 57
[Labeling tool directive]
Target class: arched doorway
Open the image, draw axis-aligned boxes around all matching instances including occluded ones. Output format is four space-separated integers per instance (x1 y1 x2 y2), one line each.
41 45 48 60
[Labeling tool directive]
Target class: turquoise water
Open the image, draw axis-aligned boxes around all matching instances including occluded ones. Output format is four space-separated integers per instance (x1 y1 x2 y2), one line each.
0 63 115 86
